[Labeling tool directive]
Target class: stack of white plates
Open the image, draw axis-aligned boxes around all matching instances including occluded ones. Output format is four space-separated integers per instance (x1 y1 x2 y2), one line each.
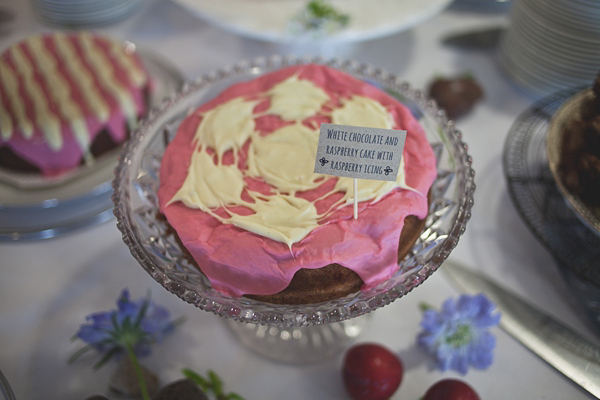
31 0 142 28
497 0 600 96
451 0 512 13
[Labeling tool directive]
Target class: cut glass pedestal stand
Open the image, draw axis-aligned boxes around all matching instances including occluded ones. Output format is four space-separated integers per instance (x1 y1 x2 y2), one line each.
112 56 475 363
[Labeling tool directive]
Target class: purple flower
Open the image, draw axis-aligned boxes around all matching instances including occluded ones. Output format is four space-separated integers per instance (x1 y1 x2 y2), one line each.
71 289 180 368
417 293 501 375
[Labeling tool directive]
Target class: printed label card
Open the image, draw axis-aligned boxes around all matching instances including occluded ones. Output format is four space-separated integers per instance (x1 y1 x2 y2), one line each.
314 123 406 181
314 123 407 218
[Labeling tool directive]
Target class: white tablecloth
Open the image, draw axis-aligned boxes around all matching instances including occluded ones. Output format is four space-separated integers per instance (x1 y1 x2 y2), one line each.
1 1 598 399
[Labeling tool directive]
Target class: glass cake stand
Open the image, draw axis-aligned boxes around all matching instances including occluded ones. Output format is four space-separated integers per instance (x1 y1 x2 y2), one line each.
112 55 475 363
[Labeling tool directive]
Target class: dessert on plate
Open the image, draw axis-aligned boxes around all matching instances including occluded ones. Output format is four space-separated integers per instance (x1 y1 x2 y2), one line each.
552 72 600 221
158 64 437 304
0 32 151 181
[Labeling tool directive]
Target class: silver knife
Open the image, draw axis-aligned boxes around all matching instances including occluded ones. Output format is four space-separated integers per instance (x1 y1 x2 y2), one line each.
443 260 600 398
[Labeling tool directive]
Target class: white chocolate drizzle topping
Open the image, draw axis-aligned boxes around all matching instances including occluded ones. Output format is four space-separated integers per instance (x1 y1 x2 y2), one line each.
170 74 417 247
266 73 329 120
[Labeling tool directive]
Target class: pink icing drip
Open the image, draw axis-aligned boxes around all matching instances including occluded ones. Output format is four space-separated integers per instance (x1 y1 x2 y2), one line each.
158 64 437 297
0 34 149 177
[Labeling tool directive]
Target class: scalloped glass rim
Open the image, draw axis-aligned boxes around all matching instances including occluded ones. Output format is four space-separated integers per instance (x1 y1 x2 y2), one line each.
112 55 474 327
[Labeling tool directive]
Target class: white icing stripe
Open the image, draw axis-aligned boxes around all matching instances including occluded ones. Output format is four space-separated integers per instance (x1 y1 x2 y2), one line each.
52 32 110 122
28 35 91 153
0 95 13 140
109 41 147 88
171 76 422 247
9 43 62 149
79 33 138 128
0 60 32 139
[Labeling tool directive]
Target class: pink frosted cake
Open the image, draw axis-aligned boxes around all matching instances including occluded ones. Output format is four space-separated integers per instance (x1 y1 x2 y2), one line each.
0 32 150 178
158 64 437 304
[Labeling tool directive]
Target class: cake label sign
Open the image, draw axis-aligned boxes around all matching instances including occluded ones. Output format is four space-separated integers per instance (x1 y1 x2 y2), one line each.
314 123 406 181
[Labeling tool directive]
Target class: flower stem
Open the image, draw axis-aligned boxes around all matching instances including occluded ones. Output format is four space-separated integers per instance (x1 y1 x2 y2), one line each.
125 343 150 400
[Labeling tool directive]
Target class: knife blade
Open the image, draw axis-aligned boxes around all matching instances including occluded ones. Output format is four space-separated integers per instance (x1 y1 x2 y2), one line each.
441 26 504 51
443 260 600 398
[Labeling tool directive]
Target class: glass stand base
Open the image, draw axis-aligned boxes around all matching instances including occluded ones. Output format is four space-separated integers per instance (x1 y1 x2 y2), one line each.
224 314 371 364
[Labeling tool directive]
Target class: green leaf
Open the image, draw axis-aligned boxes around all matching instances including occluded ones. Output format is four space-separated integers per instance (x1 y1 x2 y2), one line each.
181 368 244 400
67 344 96 364
208 369 224 394
133 295 151 328
69 337 121 364
111 312 120 332
92 347 120 370
306 0 349 25
172 316 187 329
182 368 210 391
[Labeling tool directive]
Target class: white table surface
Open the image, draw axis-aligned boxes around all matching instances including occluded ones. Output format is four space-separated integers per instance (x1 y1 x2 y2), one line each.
1 1 599 399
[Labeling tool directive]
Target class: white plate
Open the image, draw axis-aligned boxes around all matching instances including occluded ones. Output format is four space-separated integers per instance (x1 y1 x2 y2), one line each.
0 47 184 241
497 0 600 96
32 0 142 27
169 0 452 44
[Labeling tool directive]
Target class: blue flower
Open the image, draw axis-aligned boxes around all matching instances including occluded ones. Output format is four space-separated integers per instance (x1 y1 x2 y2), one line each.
417 293 501 375
71 289 180 368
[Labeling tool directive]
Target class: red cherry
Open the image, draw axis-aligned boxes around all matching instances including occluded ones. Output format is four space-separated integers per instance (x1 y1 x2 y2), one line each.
342 343 403 400
423 379 481 400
